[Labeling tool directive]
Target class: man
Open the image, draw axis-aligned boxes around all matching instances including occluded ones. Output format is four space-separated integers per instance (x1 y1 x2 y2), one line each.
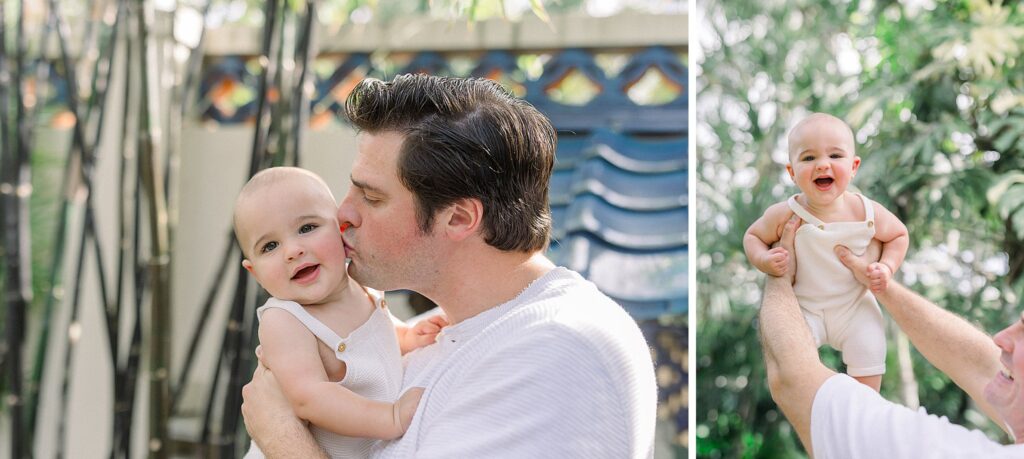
761 215 1024 457
241 74 658 457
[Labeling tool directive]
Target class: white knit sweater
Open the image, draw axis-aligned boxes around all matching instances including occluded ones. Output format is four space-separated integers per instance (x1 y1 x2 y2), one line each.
372 267 658 458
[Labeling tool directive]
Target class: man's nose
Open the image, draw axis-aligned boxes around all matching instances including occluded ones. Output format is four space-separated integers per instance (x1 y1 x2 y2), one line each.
337 195 360 230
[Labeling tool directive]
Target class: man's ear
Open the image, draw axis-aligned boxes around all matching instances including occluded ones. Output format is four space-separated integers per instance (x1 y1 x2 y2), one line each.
242 259 254 274
443 198 483 241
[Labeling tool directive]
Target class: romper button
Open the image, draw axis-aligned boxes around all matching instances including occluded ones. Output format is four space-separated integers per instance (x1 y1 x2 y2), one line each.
868 220 874 227
337 343 346 353
818 224 824 230
381 299 388 308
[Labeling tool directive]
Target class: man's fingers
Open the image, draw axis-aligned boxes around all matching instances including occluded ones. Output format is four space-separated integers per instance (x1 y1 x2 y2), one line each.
779 215 802 251
834 245 864 271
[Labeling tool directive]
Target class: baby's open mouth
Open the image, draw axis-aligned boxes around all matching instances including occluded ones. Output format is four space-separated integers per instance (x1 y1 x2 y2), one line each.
814 177 834 187
292 264 319 280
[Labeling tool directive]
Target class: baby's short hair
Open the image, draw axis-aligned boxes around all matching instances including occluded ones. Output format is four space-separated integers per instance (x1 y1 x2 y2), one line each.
232 167 336 254
787 113 854 159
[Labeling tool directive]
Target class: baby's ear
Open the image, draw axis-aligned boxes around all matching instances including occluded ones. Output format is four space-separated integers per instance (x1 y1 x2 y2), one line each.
786 163 795 179
242 259 254 274
852 156 861 173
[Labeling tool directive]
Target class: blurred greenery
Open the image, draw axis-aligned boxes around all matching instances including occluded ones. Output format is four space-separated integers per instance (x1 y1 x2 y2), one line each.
696 0 1024 457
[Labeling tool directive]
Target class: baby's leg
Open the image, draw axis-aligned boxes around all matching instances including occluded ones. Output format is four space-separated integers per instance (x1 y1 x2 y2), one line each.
801 308 827 348
832 298 887 392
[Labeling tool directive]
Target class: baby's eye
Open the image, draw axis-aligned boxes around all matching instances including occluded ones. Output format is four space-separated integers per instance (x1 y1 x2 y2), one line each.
299 223 317 234
831 153 843 158
801 155 814 161
261 241 278 253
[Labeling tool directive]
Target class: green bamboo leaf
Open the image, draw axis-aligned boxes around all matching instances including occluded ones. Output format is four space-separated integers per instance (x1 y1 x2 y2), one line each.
529 0 550 23
986 171 1024 206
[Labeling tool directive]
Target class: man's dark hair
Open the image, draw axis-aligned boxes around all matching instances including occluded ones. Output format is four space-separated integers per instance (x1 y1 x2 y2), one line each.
345 74 556 253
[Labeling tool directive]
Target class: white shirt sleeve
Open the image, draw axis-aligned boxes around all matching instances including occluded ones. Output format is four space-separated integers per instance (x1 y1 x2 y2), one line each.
411 326 648 458
811 374 1024 458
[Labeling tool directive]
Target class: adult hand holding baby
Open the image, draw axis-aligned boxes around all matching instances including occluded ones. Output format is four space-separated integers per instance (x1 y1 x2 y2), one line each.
242 351 315 456
833 239 884 291
774 214 802 283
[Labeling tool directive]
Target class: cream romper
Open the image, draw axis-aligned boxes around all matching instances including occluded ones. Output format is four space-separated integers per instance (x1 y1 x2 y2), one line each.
789 193 886 377
244 290 404 458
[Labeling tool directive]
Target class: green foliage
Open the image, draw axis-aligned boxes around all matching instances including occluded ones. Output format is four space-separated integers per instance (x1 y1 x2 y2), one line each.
698 0 1024 456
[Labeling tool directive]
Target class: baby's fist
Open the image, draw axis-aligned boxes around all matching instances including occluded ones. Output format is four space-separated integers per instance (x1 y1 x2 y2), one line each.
761 247 790 277
867 262 892 293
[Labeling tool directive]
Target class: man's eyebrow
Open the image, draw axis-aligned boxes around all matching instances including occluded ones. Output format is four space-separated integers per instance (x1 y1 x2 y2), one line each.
350 177 385 195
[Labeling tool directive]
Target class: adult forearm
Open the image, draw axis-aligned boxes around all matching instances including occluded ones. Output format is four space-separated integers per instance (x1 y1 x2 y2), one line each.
761 277 820 373
759 275 834 451
875 282 1002 425
253 415 328 459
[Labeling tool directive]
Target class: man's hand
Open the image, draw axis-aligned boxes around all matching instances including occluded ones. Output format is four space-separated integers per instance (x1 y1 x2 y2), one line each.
833 241 882 289
774 215 802 283
241 359 303 448
759 247 790 277
867 262 892 293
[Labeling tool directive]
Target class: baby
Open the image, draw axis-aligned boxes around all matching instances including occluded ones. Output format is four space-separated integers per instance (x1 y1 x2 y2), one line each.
744 113 909 391
234 167 446 457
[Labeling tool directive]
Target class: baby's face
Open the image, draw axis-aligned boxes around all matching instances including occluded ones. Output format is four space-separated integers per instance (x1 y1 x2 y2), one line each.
237 178 348 305
786 117 860 206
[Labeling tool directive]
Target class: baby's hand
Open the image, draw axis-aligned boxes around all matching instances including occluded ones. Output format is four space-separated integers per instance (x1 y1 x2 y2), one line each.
395 387 425 435
407 315 449 350
867 262 892 293
760 247 790 277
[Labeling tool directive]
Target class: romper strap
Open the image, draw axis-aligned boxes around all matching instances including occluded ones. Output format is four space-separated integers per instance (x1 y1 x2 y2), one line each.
856 193 875 222
787 195 825 226
257 298 344 350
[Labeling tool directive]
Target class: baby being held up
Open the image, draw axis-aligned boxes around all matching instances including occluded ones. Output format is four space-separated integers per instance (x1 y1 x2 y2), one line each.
234 167 447 458
744 113 909 391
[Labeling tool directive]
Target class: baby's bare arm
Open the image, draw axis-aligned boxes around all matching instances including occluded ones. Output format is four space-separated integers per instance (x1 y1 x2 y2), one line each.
260 309 414 440
744 202 795 275
870 201 909 273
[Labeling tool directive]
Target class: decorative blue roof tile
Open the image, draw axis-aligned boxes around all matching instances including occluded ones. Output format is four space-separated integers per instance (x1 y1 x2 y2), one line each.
588 129 687 173
547 234 686 313
549 170 575 206
570 158 686 211
563 195 687 250
553 132 591 170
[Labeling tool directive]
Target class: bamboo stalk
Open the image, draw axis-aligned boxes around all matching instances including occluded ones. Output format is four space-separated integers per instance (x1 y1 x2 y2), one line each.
289 0 316 166
0 3 24 456
111 1 137 456
170 237 236 410
248 0 282 177
2 0 37 456
135 0 173 455
47 1 125 455
119 168 145 459
22 7 67 445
